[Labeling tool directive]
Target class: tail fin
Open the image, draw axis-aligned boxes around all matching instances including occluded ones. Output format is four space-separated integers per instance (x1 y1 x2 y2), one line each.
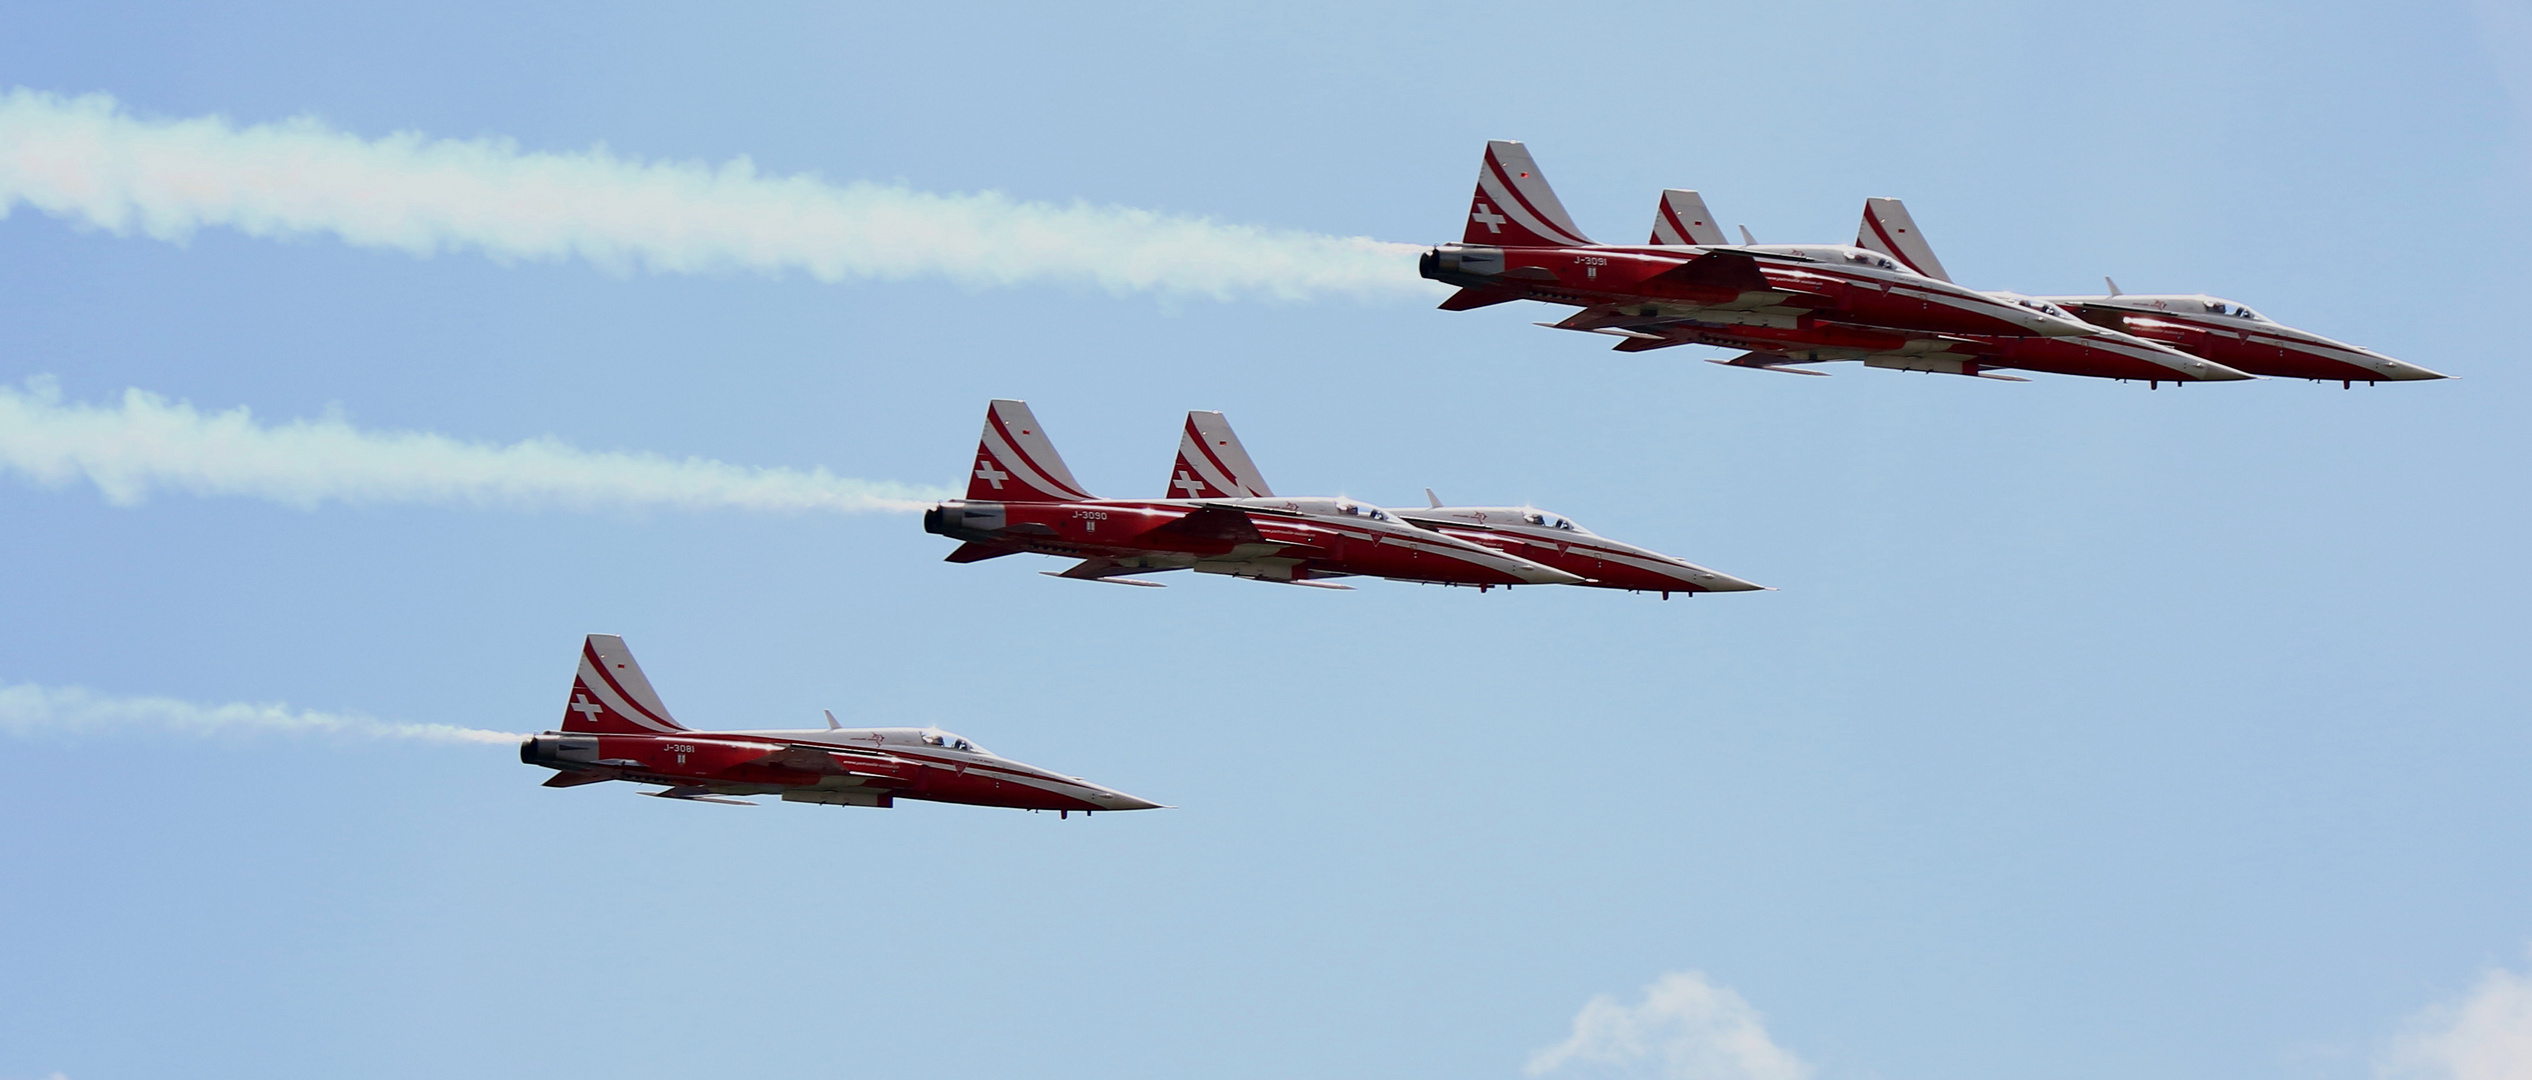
967 399 1095 503
564 634 688 735
1856 197 1952 282
1650 189 1728 245
1166 411 1274 499
1464 140 1595 247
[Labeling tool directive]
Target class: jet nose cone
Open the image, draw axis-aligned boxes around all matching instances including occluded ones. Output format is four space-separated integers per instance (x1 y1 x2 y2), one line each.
1694 572 1768 593
2379 359 2450 381
2192 359 2257 381
1089 789 1165 811
1516 565 1589 586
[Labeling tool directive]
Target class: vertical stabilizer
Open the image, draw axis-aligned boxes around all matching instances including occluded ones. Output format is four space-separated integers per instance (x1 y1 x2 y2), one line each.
968 399 1095 503
1167 411 1274 499
1856 197 1953 282
1465 140 1595 247
1650 189 1728 245
564 634 688 735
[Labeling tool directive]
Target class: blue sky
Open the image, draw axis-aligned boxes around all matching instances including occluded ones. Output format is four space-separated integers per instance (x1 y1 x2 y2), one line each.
3 3 2530 1079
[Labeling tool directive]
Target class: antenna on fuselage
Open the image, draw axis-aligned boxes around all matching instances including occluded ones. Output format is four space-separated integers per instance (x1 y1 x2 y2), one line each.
824 709 841 730
2104 276 2123 296
1738 224 1758 246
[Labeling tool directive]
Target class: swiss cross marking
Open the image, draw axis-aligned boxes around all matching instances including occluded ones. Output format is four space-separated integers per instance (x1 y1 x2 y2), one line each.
974 458 1009 489
570 693 605 722
1470 203 1507 233
1173 470 1204 497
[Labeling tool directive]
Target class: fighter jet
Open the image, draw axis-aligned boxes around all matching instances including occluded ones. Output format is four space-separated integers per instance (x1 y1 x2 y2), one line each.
1854 197 2446 385
924 400 1583 590
1418 140 2249 385
1164 408 1764 598
522 634 1159 814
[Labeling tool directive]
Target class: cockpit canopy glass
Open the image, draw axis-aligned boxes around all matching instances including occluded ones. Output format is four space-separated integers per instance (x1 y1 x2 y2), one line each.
2205 299 2266 321
1523 510 1580 531
919 728 978 752
1334 501 1393 522
1843 250 1905 273
2009 296 2078 321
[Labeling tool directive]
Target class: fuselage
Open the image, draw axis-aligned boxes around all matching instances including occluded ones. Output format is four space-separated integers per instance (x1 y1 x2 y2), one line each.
2038 294 2446 383
929 495 1584 587
1400 506 1764 595
522 725 1158 812
1428 241 2093 340
1431 243 2251 381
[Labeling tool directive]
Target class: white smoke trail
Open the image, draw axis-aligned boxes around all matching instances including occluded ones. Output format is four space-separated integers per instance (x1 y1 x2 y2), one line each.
0 376 947 513
0 681 523 746
0 88 1436 301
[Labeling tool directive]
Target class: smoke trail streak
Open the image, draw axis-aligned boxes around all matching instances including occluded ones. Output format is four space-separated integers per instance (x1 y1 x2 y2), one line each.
0 376 947 513
0 88 1436 301
0 681 524 746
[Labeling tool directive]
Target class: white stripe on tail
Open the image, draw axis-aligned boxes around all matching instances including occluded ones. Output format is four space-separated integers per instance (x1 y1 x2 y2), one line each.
1166 411 1273 499
1856 197 1952 282
564 634 688 735
1650 189 1728 245
968 399 1094 503
1464 140 1595 247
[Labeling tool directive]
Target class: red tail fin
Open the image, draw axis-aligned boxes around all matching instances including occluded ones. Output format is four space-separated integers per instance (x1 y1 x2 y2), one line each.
1165 411 1273 499
1464 140 1595 247
967 399 1095 503
563 634 688 735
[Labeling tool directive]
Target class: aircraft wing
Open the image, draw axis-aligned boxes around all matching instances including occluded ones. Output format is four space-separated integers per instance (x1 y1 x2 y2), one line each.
744 744 917 786
1643 250 1776 294
1151 503 1269 544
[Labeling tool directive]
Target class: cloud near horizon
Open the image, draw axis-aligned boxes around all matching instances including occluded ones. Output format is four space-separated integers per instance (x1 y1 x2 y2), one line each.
2385 951 2532 1080
0 376 946 514
1529 971 1813 1080
0 88 1435 302
0 681 522 746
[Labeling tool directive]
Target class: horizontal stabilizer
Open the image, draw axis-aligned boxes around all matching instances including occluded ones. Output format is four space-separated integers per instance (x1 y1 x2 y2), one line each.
541 771 612 788
944 541 1020 563
1612 334 1696 353
1439 286 1524 311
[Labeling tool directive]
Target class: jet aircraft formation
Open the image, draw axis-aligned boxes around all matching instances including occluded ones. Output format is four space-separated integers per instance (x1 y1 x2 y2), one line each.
1422 140 2444 387
526 140 2435 814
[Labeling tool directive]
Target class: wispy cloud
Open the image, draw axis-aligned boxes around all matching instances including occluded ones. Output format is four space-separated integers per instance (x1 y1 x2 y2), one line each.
0 376 945 513
2385 951 2532 1080
1529 971 1812 1080
0 682 522 746
0 88 1434 302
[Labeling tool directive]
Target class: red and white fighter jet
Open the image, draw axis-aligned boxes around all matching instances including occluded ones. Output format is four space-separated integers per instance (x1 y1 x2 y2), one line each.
1420 140 2250 384
924 400 1583 590
1853 197 2447 385
1159 409 1764 598
522 634 1160 814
